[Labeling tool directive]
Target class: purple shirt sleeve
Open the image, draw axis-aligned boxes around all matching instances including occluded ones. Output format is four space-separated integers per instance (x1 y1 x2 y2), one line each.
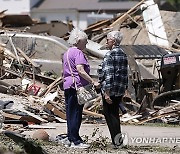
75 50 88 65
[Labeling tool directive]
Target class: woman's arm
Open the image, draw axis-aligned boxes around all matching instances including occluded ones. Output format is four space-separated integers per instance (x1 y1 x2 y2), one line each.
76 64 94 84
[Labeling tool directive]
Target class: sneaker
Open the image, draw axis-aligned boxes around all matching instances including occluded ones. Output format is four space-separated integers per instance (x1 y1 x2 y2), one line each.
61 137 71 147
55 136 71 147
70 142 90 149
55 134 67 141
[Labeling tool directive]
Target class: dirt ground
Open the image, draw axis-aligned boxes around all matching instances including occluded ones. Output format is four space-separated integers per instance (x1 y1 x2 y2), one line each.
22 123 180 153
0 93 180 154
1 123 180 154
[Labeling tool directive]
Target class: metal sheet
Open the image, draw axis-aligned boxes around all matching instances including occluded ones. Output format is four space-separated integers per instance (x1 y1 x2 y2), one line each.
121 45 168 59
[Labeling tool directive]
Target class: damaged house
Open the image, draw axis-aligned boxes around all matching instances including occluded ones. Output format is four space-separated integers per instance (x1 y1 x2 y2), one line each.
0 0 180 153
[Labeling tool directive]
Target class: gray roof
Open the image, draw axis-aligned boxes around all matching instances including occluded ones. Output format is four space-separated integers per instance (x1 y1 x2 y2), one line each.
33 0 139 11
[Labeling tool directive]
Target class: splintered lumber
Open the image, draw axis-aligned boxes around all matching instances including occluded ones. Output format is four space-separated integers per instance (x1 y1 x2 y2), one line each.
2 111 21 120
2 110 47 124
110 0 145 30
7 34 21 63
44 101 66 120
20 109 48 124
121 114 142 122
138 110 179 124
3 46 16 59
85 19 112 33
83 109 104 118
4 48 24 64
0 85 8 94
16 47 40 68
24 71 55 85
26 125 56 129
38 76 62 97
0 66 22 77
153 102 180 116
138 103 180 124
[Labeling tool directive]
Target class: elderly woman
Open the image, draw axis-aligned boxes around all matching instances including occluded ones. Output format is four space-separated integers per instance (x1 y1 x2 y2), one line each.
62 28 98 149
98 31 128 149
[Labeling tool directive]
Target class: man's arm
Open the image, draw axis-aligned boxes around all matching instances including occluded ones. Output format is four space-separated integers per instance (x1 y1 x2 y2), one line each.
102 54 114 104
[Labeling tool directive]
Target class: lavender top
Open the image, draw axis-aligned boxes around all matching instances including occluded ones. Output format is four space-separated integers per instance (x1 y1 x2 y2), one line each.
63 47 90 90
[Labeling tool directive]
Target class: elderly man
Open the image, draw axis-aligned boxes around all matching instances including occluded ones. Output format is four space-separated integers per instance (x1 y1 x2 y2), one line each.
98 31 128 148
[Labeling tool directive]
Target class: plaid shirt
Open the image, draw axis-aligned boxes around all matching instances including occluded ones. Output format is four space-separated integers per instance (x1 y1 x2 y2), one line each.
98 46 128 97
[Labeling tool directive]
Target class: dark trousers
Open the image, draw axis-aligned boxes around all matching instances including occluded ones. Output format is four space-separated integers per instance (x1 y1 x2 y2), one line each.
102 95 122 145
119 102 127 115
64 88 84 145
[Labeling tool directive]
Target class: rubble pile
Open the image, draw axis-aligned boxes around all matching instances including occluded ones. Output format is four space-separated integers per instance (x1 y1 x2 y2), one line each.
0 0 179 128
0 0 180 153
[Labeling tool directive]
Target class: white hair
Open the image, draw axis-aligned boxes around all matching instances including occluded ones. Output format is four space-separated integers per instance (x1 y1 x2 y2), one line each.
107 31 123 43
68 28 88 45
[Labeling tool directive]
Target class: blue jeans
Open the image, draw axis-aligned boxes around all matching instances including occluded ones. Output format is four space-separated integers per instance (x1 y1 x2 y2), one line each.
64 88 84 145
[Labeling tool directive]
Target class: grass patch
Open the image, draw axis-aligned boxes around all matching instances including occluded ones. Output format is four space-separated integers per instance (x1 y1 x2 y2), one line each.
125 145 180 153
122 122 180 128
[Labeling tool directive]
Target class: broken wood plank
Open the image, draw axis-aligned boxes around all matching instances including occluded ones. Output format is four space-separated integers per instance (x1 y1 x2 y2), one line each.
110 0 145 30
0 66 22 77
54 116 66 123
38 76 62 97
2 111 21 120
83 109 104 118
154 103 180 116
26 125 56 129
20 109 48 124
138 110 179 124
121 114 142 122
7 33 21 64
137 102 180 124
44 101 66 120
17 47 40 68
2 110 45 124
85 19 112 33
4 47 24 63
24 71 55 85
